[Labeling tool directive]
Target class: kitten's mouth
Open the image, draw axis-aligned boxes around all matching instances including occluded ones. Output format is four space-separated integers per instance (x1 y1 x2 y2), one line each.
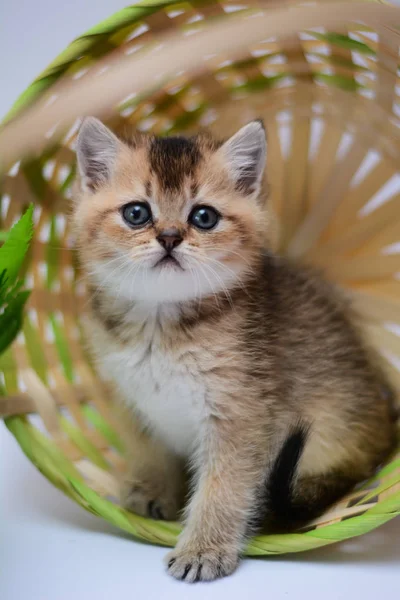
154 254 183 270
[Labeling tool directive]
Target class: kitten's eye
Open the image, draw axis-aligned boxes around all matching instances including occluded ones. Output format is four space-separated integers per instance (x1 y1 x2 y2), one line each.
121 202 152 228
189 206 220 231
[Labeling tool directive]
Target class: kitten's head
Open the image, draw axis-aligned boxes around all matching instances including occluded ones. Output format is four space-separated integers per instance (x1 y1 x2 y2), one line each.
73 117 268 304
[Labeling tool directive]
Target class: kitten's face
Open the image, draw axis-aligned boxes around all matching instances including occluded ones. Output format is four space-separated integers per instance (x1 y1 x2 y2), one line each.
73 118 267 304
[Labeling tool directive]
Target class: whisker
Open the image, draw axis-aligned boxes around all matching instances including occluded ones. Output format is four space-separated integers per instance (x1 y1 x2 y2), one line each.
83 256 133 309
189 265 203 315
193 258 234 314
199 254 251 299
200 261 234 310
114 255 147 308
193 246 258 273
193 260 222 312
84 253 132 276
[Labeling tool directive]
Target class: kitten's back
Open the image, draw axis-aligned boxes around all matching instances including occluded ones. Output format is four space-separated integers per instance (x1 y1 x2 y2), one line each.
247 254 396 478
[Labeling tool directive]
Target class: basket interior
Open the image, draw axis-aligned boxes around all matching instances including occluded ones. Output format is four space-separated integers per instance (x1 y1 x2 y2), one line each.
0 0 400 553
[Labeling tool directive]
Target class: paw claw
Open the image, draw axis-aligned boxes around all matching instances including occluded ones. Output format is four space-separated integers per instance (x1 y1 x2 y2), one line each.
193 564 203 583
182 564 192 580
165 547 238 583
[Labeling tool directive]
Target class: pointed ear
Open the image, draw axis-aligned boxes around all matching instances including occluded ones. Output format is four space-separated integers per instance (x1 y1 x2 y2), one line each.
220 120 267 197
76 117 121 192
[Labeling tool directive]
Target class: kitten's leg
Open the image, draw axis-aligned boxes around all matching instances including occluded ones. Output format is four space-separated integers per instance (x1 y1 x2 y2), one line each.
166 417 266 582
120 418 185 521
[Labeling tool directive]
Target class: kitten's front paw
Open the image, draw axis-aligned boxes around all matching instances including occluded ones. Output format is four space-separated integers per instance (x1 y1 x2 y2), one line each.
165 545 239 583
122 482 179 521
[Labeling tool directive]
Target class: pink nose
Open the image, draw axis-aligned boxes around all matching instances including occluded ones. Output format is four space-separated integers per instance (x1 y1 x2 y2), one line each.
156 229 183 252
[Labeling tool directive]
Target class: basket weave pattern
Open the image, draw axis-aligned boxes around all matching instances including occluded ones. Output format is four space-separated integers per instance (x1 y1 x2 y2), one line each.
0 0 399 554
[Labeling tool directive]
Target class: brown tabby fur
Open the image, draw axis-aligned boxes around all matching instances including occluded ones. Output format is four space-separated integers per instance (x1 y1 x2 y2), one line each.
72 118 397 583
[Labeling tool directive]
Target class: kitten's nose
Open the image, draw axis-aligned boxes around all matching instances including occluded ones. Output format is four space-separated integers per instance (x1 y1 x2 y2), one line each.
156 228 183 252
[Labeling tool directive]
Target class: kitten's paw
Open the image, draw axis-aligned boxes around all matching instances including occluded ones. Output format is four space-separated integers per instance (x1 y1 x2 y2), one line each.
165 545 239 582
122 483 179 521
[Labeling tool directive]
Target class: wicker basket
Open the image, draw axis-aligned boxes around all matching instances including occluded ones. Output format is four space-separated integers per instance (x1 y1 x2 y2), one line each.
1 0 400 556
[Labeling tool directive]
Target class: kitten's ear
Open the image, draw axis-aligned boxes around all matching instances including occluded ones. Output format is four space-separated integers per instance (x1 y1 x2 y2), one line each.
76 117 121 192
220 120 267 197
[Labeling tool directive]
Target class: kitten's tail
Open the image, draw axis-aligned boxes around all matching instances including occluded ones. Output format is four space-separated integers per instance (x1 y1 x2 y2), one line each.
267 423 354 530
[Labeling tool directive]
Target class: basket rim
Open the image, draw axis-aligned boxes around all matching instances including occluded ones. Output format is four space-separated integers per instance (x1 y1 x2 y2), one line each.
5 415 400 555
1 0 399 170
1 0 390 125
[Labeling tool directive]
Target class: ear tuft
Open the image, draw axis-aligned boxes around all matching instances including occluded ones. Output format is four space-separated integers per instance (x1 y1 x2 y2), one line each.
76 117 120 192
221 120 267 197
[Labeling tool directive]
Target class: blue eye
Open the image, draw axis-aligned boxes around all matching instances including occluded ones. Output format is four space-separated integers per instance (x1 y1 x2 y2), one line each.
122 203 152 228
189 205 220 231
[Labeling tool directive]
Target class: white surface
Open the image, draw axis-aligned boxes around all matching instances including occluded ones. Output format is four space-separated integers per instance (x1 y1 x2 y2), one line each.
2 427 400 600
1 1 400 599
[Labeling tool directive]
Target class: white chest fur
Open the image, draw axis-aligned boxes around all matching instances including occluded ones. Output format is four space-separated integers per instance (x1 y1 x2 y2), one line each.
94 312 207 458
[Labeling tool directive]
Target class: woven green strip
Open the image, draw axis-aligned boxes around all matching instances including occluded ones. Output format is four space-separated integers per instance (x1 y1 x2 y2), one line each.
0 347 18 392
81 404 125 454
46 216 60 291
60 417 110 470
4 408 400 553
49 313 75 383
315 74 361 92
22 317 48 384
310 32 376 55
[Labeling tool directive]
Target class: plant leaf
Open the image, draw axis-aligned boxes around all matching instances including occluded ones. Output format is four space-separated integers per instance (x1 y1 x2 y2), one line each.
0 289 30 354
0 204 34 286
0 269 7 306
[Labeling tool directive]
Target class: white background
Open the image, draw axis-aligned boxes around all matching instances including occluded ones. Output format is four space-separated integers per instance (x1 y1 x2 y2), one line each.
1 1 400 599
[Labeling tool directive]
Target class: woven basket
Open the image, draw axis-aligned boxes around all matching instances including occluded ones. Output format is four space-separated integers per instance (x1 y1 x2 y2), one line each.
1 0 400 556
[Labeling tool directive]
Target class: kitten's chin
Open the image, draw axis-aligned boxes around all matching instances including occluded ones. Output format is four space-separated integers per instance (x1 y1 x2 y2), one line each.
89 260 246 305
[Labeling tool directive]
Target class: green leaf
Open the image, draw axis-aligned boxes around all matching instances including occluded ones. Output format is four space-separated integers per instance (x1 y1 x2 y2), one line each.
0 206 34 356
0 269 7 306
0 204 34 286
2 279 24 308
0 290 30 354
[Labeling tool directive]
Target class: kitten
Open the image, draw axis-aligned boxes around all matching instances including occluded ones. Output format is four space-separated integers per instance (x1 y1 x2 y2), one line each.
72 117 397 582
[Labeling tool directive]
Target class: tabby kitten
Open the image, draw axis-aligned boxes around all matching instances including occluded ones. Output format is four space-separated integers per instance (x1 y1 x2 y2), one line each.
73 117 396 582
